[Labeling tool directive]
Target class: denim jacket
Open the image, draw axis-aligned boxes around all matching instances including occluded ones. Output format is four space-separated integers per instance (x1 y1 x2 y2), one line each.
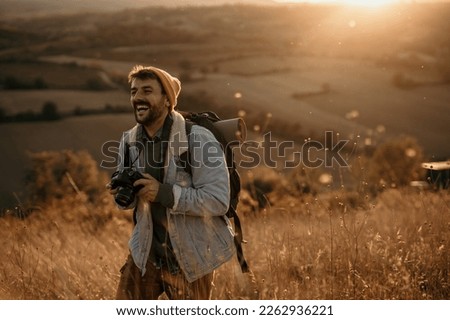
117 111 235 282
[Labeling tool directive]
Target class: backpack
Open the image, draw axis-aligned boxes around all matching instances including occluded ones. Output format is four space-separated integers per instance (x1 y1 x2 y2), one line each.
179 111 250 273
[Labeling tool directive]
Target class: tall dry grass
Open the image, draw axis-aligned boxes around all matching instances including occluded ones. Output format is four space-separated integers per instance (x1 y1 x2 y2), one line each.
1 186 448 300
0 146 448 300
0 193 129 299
213 186 449 300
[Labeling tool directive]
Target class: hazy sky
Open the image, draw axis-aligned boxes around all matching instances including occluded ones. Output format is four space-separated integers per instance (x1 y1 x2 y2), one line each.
274 0 448 3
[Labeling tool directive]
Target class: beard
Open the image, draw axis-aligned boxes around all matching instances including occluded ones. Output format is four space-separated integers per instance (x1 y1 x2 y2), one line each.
133 101 166 126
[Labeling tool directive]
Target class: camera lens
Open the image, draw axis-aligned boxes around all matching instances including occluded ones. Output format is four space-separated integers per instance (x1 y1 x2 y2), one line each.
115 187 135 207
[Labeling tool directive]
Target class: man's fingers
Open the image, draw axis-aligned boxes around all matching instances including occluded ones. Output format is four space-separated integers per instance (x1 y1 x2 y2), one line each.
134 178 159 190
134 174 157 187
135 180 160 202
134 178 149 187
140 173 153 179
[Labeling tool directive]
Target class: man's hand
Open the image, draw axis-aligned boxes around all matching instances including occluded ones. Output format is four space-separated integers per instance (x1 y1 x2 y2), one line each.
134 173 161 203
106 183 118 195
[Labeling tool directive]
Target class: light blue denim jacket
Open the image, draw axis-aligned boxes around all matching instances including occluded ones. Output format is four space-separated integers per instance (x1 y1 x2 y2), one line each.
117 111 235 282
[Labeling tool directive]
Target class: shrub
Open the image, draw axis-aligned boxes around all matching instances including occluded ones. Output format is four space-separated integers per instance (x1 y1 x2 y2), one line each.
34 76 48 89
365 136 425 190
25 150 108 203
0 107 6 122
3 75 24 89
40 101 61 121
1 75 48 90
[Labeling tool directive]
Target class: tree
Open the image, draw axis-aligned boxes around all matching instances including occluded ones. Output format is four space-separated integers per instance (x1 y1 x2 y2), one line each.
40 101 61 121
0 107 6 122
34 77 48 89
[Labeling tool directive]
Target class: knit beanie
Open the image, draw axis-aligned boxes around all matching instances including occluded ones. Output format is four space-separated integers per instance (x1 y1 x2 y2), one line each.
146 66 181 109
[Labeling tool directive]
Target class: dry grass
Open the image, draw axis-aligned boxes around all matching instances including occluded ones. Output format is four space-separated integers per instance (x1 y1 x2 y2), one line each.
1 185 448 300
213 187 449 300
0 193 129 300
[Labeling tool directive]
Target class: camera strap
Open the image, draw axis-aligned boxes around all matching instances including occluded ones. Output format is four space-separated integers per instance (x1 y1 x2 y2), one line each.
124 141 142 169
157 114 173 183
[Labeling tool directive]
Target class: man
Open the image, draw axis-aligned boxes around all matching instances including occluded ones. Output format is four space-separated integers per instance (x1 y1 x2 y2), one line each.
109 65 235 300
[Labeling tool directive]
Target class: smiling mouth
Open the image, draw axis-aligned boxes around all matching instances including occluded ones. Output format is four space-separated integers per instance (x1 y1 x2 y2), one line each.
136 104 150 112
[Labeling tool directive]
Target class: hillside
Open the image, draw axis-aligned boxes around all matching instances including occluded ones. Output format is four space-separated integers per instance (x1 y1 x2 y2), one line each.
0 0 275 19
0 3 449 205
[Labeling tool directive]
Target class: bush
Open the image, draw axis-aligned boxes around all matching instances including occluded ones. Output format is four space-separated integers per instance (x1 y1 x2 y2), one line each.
40 101 61 121
365 136 425 190
0 107 6 122
25 150 108 203
34 76 48 89
1 75 48 90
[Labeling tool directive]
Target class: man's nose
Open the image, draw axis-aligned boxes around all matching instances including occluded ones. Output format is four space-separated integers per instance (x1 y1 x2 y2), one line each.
132 90 145 102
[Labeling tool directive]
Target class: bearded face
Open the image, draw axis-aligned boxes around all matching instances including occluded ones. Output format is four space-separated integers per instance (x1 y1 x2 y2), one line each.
133 98 166 126
130 78 168 127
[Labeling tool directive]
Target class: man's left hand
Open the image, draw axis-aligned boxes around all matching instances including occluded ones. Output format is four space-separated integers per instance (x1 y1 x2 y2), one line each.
134 173 160 203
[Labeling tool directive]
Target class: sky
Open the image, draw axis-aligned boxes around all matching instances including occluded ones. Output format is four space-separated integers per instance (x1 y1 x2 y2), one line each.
274 0 448 3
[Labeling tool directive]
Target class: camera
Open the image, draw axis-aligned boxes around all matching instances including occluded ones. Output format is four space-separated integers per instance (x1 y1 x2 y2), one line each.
110 168 144 207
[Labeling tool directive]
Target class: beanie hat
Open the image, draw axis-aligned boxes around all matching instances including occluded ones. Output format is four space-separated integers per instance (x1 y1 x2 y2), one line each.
146 66 181 109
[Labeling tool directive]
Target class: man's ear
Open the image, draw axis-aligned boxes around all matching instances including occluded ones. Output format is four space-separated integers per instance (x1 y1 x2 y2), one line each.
165 97 171 107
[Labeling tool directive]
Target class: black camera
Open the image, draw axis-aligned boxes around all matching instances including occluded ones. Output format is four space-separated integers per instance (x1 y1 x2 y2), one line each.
110 168 144 207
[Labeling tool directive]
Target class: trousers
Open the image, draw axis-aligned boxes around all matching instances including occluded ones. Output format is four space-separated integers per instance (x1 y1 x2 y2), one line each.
116 254 214 300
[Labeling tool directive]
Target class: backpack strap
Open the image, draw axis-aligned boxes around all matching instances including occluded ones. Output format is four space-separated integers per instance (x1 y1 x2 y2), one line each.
230 206 250 273
182 119 250 273
179 120 194 175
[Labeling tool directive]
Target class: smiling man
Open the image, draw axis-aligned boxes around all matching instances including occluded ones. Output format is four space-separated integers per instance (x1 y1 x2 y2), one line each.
109 65 234 300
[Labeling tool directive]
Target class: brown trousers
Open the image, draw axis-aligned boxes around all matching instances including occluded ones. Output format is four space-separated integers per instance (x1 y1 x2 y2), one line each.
116 255 214 300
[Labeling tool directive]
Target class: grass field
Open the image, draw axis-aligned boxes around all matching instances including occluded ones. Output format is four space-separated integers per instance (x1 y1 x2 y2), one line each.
1 183 448 300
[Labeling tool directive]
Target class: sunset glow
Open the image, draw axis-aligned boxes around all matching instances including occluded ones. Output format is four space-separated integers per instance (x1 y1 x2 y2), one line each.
277 0 397 7
339 0 395 6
